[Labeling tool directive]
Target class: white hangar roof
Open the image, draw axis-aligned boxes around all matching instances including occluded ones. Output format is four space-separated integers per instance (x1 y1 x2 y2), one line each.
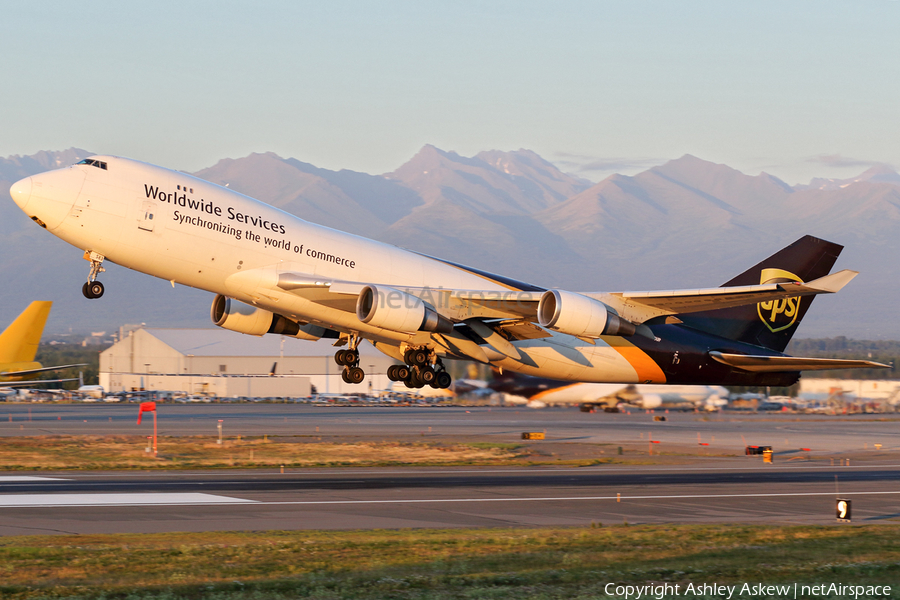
139 328 385 358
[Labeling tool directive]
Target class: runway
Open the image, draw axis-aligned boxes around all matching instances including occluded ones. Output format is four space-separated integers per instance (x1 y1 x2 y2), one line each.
3 404 900 454
2 463 900 535
3 404 900 535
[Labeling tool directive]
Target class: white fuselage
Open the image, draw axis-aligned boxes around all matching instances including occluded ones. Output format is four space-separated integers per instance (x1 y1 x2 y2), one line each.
11 156 663 383
525 382 728 409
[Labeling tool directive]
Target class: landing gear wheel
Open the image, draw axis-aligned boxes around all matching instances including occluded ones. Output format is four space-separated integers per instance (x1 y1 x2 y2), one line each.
412 350 428 366
341 367 352 383
420 366 436 385
346 366 365 384
396 365 410 381
408 366 427 388
335 349 348 366
343 349 359 365
404 348 429 366
387 365 399 381
83 281 104 299
435 371 452 389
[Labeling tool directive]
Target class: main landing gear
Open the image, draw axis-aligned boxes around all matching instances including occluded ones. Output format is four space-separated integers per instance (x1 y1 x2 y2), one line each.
82 251 106 299
334 336 365 384
387 347 452 390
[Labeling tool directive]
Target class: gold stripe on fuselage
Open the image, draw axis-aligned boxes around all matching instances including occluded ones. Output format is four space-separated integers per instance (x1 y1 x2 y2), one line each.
602 336 667 383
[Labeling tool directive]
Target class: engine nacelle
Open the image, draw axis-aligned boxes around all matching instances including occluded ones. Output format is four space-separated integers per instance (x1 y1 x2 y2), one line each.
356 285 453 334
537 289 636 337
211 295 325 340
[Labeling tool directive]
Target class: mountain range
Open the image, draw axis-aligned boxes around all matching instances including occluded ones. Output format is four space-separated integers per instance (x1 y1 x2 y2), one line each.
2 146 898 339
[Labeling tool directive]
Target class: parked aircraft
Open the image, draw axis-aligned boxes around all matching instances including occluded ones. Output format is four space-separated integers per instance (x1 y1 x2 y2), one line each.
77 372 105 399
486 369 726 411
9 156 888 390
0 301 85 387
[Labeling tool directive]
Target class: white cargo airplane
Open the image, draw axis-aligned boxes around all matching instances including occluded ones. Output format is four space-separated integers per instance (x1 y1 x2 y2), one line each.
9 156 888 390
487 370 728 412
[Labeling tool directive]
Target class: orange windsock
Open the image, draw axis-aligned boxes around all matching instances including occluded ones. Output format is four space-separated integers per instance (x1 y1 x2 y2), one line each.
137 401 156 424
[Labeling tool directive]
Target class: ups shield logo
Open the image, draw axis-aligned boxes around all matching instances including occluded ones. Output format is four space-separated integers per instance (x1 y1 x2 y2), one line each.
757 268 803 333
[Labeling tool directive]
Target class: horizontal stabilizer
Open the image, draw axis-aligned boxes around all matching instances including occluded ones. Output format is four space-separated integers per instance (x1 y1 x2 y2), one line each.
709 351 889 373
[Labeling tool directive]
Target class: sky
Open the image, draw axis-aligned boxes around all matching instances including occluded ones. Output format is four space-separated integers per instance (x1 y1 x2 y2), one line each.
2 1 899 185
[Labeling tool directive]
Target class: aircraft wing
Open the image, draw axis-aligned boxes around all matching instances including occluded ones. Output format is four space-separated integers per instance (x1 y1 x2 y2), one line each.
596 270 859 323
0 378 79 387
276 268 858 327
276 273 543 321
709 351 890 373
0 363 88 378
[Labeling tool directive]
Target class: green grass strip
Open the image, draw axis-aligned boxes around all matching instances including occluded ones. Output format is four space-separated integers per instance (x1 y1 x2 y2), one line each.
1 524 898 599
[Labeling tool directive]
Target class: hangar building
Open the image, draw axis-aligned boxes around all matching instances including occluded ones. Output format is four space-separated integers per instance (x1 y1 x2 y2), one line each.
99 327 397 397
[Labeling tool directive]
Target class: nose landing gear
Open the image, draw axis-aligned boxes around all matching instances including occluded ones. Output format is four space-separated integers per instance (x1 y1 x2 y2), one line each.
82 251 106 299
387 348 452 389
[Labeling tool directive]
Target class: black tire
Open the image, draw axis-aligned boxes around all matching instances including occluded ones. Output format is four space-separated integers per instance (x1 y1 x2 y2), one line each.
347 367 365 384
403 348 414 365
88 281 104 299
82 282 92 299
344 349 359 366
396 366 410 381
412 350 428 366
435 371 452 389
387 365 398 381
420 367 436 384
341 367 351 383
334 350 347 366
408 366 422 388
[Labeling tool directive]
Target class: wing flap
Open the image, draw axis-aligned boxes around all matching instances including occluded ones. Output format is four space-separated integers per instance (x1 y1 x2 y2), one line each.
709 351 889 373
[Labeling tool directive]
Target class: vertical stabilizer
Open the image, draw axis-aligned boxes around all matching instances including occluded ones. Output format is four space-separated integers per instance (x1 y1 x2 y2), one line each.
0 302 52 364
678 236 842 352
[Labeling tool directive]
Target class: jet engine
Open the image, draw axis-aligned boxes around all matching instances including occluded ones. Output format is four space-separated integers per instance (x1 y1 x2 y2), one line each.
211 295 326 340
356 285 453 334
537 289 636 337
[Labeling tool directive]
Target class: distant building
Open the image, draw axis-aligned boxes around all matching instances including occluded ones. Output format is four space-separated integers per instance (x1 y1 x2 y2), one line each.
100 327 397 397
799 378 900 404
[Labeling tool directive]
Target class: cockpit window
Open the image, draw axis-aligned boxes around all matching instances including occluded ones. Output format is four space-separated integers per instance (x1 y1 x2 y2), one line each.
76 158 108 170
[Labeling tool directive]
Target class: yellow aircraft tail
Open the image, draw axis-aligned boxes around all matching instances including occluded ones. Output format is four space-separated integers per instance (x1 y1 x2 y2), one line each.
0 301 52 364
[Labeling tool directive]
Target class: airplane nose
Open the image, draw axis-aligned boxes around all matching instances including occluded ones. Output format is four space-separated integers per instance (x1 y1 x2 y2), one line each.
10 176 32 210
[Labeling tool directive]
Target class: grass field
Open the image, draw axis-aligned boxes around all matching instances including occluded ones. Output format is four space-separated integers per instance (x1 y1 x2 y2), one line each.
0 435 533 470
0 435 700 470
0 524 897 599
